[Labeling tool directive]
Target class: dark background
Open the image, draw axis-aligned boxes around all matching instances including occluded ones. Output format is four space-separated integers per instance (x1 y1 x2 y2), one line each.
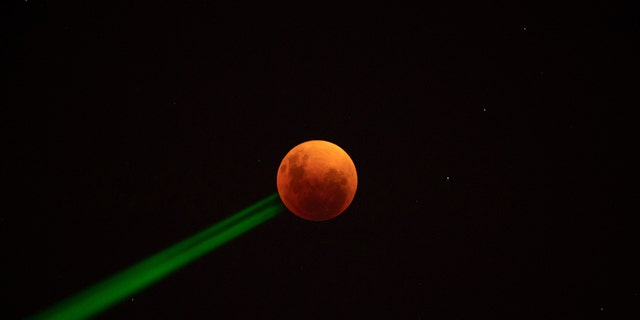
3 1 637 319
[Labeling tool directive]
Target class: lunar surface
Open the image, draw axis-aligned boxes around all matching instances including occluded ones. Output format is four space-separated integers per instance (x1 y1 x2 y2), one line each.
277 140 357 221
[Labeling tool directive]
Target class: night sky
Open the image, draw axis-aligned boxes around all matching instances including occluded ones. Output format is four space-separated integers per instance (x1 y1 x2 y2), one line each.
5 1 637 319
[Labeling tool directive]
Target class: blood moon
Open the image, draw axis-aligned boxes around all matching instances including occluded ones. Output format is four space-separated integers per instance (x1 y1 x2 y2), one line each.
277 140 357 221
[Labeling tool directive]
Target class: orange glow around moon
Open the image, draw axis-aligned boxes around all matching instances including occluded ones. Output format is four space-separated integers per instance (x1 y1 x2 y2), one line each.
277 140 358 221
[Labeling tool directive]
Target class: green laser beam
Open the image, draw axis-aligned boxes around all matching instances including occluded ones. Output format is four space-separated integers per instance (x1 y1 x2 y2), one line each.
30 193 283 320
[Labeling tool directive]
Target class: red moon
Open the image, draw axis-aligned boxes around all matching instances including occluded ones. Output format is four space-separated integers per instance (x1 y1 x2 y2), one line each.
277 140 358 221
